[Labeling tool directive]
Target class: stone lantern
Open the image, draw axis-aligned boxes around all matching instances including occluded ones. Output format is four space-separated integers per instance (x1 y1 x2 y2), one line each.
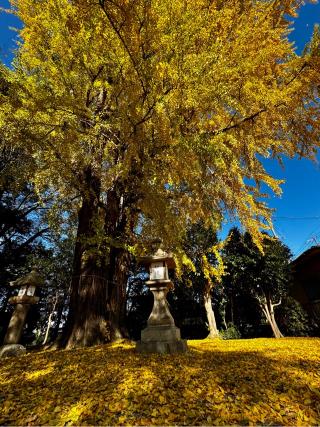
1 267 44 356
136 245 188 354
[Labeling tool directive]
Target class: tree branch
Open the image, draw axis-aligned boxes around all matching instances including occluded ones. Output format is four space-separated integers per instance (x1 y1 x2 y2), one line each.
271 298 282 308
98 0 148 97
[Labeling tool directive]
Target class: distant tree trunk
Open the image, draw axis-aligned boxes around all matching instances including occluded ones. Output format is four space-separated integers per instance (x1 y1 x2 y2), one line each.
260 297 283 338
204 281 219 338
51 298 64 342
230 292 234 325
221 304 228 330
43 292 59 345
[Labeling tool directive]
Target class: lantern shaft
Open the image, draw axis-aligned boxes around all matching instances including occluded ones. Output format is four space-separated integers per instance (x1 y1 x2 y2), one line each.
146 282 175 327
3 303 31 345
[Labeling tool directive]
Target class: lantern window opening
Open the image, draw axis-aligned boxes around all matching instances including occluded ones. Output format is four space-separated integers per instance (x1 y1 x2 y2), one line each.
27 285 36 296
150 261 169 281
17 284 36 297
18 286 27 296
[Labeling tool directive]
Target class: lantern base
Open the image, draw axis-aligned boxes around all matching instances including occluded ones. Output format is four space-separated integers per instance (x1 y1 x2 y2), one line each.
136 338 187 354
141 324 180 341
136 325 188 354
0 344 26 358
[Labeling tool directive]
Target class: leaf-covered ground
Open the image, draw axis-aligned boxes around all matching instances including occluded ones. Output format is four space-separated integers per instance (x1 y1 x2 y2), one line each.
0 338 319 426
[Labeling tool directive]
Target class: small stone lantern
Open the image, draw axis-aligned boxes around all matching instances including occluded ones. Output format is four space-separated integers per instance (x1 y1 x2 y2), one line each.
136 245 187 354
2 267 44 348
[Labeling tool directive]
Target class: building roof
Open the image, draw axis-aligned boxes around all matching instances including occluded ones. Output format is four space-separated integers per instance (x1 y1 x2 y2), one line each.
291 246 320 269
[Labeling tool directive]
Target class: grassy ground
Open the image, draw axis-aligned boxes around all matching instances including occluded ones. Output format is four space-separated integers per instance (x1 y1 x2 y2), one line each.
0 338 319 426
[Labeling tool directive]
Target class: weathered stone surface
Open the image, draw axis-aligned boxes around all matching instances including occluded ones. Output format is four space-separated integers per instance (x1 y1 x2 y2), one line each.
8 295 39 305
3 303 31 345
146 283 175 327
9 268 44 288
0 344 26 358
3 267 43 347
136 339 187 354
141 325 181 342
136 247 188 354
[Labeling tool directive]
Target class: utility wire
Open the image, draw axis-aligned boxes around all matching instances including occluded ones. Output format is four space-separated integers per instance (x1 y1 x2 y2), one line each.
271 216 320 257
294 223 320 257
274 216 320 220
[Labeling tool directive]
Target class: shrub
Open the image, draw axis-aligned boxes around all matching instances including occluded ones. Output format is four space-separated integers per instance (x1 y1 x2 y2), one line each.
278 296 311 336
220 323 241 340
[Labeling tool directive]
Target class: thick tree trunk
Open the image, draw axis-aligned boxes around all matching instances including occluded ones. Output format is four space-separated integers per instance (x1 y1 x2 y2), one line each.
62 168 110 348
204 282 219 338
63 175 134 347
62 164 139 348
104 188 132 340
260 298 283 338
107 247 131 340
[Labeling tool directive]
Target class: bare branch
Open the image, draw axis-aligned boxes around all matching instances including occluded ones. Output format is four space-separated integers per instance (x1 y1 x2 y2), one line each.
272 299 282 308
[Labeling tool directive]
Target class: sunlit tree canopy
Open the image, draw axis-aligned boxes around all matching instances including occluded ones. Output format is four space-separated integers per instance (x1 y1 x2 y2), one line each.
1 0 320 248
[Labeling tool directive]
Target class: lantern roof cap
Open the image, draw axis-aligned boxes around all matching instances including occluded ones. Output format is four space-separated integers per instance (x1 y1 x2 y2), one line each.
9 268 44 288
138 247 176 269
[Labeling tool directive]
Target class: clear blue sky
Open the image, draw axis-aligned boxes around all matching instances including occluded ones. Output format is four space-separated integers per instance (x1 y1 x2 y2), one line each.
0 1 320 258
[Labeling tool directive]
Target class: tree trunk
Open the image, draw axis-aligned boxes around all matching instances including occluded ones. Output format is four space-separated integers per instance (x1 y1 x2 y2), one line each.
104 188 133 340
62 168 110 348
62 167 139 348
204 282 219 338
221 304 228 330
51 298 64 343
43 292 59 345
269 309 283 338
261 298 283 338
230 292 234 325
107 246 131 340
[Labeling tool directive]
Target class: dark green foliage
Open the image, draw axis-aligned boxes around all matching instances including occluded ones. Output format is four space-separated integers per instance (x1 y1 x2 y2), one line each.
0 127 75 345
222 228 292 337
0 184 49 343
278 296 312 336
126 274 153 341
223 228 292 304
168 280 208 339
219 323 241 340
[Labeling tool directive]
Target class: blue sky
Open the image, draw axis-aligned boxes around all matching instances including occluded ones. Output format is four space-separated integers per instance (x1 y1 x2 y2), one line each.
0 1 320 258
263 3 320 258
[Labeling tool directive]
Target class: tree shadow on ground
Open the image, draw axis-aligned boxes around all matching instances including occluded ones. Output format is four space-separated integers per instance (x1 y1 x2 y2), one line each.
0 339 319 425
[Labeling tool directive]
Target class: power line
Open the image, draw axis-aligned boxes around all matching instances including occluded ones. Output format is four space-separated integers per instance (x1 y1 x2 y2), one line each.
274 216 320 220
295 224 320 257
272 216 320 257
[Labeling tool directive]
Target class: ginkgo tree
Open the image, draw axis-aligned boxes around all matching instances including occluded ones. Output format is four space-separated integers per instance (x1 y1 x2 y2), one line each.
1 0 320 347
